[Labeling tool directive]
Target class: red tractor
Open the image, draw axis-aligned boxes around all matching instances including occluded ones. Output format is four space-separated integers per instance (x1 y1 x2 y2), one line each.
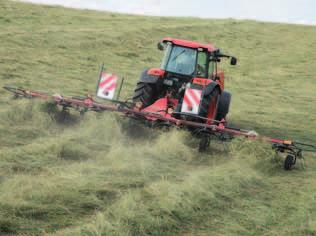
132 37 237 124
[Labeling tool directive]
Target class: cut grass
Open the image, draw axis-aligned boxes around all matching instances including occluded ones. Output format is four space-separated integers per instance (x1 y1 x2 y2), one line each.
0 0 316 235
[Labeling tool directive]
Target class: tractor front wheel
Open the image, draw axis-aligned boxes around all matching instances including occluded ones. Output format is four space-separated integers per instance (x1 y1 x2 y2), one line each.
199 87 220 121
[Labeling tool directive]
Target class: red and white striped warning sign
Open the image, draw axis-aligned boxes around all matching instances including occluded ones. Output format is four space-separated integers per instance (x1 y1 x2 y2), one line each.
97 72 118 100
181 88 202 114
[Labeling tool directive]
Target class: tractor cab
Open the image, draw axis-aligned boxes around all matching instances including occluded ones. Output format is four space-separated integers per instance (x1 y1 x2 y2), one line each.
158 38 237 80
158 38 216 80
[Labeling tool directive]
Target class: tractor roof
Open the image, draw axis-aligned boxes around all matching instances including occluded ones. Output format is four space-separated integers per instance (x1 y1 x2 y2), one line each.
162 37 217 53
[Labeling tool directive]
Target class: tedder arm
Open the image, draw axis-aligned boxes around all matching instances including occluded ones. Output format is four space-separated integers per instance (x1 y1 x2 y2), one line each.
3 85 315 170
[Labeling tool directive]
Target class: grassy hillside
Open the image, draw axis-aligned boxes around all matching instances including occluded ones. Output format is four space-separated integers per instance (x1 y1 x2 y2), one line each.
0 1 316 235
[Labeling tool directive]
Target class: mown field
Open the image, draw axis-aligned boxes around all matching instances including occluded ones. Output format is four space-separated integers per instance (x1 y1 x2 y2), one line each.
0 1 316 235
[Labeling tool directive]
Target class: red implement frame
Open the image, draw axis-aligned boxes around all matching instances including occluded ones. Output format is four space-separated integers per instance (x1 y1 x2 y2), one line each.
4 86 315 170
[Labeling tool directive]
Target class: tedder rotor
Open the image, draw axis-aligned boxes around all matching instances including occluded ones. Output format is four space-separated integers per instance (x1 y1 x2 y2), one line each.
3 38 315 170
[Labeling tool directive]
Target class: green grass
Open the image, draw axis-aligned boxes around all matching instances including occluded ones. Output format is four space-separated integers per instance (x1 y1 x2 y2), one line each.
0 1 316 235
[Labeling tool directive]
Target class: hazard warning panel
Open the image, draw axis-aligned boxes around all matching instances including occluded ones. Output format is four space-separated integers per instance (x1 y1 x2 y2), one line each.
181 88 202 114
96 72 118 100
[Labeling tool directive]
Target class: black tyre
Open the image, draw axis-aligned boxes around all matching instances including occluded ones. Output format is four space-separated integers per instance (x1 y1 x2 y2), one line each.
199 87 220 119
132 82 156 108
284 155 294 170
215 91 231 121
198 135 210 152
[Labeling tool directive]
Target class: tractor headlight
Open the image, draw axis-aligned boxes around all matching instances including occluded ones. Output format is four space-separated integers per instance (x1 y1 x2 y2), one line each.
163 79 173 86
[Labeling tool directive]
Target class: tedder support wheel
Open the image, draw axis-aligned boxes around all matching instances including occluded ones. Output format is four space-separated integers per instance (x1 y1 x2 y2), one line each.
198 134 210 152
216 91 231 121
132 82 156 108
284 155 295 170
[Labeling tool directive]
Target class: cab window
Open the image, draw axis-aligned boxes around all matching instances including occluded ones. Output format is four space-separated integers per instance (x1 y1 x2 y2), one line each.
208 61 215 78
165 46 197 75
196 51 207 78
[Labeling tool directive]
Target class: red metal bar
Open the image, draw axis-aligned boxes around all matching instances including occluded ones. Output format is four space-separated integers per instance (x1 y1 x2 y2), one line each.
3 86 293 146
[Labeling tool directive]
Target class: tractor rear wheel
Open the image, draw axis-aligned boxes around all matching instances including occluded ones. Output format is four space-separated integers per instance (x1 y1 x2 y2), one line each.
132 82 156 108
215 91 231 121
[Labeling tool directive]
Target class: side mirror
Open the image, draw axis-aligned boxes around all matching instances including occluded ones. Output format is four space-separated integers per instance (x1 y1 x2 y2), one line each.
230 57 237 65
157 42 164 51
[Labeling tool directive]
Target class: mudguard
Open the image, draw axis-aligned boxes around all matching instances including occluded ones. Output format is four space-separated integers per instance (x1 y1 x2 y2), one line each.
139 68 164 84
202 81 221 96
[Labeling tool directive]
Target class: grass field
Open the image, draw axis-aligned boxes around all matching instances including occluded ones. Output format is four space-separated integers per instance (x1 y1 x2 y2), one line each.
0 1 316 235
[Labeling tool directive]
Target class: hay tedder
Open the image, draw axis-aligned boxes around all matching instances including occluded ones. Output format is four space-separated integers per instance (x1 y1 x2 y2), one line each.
4 38 315 170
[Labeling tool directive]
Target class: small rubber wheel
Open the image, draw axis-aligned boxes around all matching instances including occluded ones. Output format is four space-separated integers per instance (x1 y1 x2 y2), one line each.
198 135 210 152
284 155 294 170
60 110 70 121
